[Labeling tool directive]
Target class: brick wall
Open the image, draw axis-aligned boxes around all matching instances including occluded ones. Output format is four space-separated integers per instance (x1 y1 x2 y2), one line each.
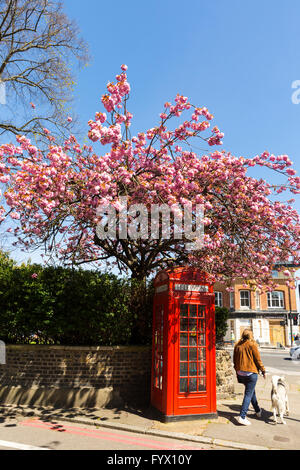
0 345 233 409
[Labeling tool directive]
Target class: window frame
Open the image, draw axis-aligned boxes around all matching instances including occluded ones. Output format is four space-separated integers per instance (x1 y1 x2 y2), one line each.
230 292 235 309
214 291 223 308
240 290 251 309
267 291 285 309
255 291 261 310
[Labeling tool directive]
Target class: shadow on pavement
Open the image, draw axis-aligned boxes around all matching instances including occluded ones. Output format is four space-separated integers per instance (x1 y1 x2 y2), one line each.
0 402 156 428
217 403 280 426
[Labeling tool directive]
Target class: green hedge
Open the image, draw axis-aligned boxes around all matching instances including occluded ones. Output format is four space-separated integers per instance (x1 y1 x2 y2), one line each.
215 306 229 343
0 252 227 346
0 252 153 345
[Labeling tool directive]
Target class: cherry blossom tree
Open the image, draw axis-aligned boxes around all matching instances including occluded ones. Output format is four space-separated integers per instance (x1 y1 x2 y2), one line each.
0 65 299 290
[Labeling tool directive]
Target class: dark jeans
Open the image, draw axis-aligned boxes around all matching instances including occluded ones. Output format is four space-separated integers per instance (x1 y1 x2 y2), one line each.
237 373 260 419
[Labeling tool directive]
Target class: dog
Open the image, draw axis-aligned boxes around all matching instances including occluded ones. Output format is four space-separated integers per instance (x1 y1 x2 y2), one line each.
271 375 289 424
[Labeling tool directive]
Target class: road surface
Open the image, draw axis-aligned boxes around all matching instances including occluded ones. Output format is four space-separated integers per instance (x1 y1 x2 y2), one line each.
229 348 300 376
259 350 300 376
0 416 228 451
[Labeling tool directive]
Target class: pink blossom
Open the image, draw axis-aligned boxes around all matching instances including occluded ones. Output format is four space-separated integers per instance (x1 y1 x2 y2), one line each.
10 212 20 220
0 64 297 288
0 175 10 183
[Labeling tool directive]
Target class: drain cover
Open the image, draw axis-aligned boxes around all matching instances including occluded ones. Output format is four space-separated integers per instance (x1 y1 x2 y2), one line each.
273 435 290 442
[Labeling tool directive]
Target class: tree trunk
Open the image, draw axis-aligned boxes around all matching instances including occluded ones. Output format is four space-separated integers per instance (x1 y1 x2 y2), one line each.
129 273 153 345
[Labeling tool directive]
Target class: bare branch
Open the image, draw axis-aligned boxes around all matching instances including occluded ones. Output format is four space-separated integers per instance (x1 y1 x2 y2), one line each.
0 0 90 142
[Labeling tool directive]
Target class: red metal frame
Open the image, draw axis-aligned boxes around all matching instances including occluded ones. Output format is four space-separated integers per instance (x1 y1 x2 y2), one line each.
151 267 217 421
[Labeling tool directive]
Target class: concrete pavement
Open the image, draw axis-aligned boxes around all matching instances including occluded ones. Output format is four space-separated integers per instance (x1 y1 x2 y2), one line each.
1 370 300 450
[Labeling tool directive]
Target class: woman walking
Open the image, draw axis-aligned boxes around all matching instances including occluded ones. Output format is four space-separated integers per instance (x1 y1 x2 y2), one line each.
233 329 266 425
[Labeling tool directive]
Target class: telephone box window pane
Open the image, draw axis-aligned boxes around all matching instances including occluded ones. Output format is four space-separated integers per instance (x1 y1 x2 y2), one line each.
154 305 164 391
180 348 188 361
198 333 206 346
180 333 188 345
198 362 206 376
180 318 189 331
198 378 206 392
189 319 197 332
198 306 205 318
198 347 206 361
189 378 197 392
180 304 188 316
189 363 197 376
180 362 188 376
189 333 197 346
190 305 197 317
189 348 197 361
180 378 188 392
155 361 160 388
178 303 208 395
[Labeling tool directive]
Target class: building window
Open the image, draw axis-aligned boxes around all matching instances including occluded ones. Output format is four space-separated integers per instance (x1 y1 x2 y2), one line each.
230 292 235 309
267 291 284 308
215 292 223 307
272 270 279 278
258 320 262 337
240 290 250 308
255 291 261 310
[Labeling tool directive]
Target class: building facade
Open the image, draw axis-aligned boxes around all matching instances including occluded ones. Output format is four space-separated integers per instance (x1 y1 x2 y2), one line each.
215 268 299 347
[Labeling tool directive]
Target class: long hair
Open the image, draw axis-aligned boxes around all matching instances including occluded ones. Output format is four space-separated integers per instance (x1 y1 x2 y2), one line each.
236 328 254 346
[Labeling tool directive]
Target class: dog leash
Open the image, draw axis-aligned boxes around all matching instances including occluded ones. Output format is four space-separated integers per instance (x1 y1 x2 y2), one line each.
260 371 268 389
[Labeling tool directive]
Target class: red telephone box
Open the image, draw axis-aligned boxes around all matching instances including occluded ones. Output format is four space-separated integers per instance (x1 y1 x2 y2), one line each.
151 267 217 421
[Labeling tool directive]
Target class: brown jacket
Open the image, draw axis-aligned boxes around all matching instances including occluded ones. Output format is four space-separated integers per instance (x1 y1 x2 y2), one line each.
233 340 265 374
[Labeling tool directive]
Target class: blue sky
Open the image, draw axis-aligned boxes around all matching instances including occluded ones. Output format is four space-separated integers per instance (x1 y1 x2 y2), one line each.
64 0 300 172
2 0 300 272
61 0 300 206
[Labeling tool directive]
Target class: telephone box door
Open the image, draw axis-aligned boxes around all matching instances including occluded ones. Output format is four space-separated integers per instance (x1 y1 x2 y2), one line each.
173 298 216 416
